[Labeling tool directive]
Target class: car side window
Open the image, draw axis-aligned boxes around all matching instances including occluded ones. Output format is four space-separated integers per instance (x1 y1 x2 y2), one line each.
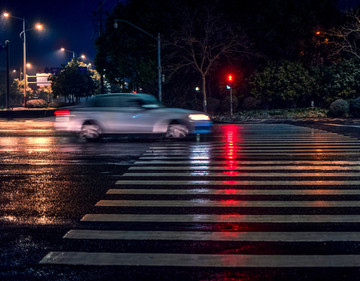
124 98 143 108
91 96 128 107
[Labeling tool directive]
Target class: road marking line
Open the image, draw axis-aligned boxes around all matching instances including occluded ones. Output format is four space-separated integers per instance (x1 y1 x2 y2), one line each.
141 152 360 157
39 252 360 267
139 155 360 160
145 149 360 153
96 200 360 207
146 146 360 150
150 140 359 144
150 143 360 148
133 160 360 165
115 180 360 186
122 172 360 177
64 229 360 241
129 166 360 171
81 214 360 223
106 188 360 195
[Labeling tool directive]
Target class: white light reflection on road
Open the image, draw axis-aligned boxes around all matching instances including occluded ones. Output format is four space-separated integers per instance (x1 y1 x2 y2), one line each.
189 143 211 175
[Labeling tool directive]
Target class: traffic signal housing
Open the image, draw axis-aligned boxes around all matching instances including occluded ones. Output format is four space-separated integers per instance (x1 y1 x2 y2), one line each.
227 74 233 87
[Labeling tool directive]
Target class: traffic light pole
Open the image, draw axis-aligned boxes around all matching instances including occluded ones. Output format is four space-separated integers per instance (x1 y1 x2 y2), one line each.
230 86 233 117
227 74 234 117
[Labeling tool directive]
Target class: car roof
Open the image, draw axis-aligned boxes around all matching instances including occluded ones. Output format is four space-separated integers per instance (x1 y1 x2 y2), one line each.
92 93 156 99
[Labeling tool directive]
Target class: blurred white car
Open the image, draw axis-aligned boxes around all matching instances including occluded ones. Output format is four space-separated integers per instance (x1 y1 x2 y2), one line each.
54 93 212 140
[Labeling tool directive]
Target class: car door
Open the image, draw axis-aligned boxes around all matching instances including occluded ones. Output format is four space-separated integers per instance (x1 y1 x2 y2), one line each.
92 96 123 134
116 96 156 133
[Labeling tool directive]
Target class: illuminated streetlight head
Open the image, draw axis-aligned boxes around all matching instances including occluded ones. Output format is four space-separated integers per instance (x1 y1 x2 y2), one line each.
3 12 9 18
35 23 44 31
60 48 65 52
80 54 86 59
26 63 32 68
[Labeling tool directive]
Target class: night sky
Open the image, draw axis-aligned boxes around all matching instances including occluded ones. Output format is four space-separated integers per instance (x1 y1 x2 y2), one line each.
0 0 121 74
0 0 359 75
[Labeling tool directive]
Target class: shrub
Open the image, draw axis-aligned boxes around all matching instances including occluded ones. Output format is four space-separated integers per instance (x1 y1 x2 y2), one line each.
248 60 316 109
26 99 48 108
328 99 349 117
242 96 261 110
315 59 360 106
349 96 360 117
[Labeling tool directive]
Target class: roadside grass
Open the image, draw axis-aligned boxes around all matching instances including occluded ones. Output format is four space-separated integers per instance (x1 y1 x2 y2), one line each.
213 107 329 122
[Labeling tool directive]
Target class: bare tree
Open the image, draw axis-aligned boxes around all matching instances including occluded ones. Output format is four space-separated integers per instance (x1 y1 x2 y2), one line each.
165 7 251 112
327 9 360 59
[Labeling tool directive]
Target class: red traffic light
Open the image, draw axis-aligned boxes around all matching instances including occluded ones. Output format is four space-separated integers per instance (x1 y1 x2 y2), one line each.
228 75 233 82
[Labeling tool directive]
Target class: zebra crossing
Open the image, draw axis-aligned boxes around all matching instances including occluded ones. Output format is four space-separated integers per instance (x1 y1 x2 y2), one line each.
40 124 360 269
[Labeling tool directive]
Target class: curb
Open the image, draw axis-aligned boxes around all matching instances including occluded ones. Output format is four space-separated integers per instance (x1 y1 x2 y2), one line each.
0 110 56 119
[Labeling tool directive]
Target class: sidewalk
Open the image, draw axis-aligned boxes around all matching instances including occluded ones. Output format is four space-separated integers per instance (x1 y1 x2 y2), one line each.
214 116 360 125
0 108 55 119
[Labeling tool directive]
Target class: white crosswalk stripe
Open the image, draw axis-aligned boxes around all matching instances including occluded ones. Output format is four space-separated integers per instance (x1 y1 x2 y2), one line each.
40 124 360 269
63 229 360 241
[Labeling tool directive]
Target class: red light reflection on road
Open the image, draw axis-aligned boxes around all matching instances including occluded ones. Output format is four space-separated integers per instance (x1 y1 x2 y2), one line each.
220 125 243 178
218 125 247 236
222 200 239 206
222 124 243 161
224 189 238 194
223 180 238 185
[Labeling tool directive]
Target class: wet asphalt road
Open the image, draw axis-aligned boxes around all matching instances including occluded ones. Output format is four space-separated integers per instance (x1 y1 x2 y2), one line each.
1 118 360 280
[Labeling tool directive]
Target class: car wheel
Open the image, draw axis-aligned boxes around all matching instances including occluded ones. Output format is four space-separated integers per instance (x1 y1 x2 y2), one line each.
80 123 102 140
165 123 189 139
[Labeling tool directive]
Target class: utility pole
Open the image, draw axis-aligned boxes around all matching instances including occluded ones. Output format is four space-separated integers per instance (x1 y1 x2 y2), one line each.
114 19 162 102
93 0 107 94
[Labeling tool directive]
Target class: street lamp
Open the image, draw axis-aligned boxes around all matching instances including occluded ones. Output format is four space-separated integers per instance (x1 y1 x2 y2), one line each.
60 48 75 58
114 19 162 102
3 12 44 107
0 40 10 109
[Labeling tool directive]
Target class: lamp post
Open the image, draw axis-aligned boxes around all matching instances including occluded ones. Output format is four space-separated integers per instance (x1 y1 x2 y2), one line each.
114 19 162 102
60 48 87 61
3 12 43 107
60 48 75 58
1 40 10 109
3 13 27 106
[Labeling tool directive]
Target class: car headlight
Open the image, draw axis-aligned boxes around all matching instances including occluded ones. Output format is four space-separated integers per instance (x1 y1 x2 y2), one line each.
188 114 210 121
